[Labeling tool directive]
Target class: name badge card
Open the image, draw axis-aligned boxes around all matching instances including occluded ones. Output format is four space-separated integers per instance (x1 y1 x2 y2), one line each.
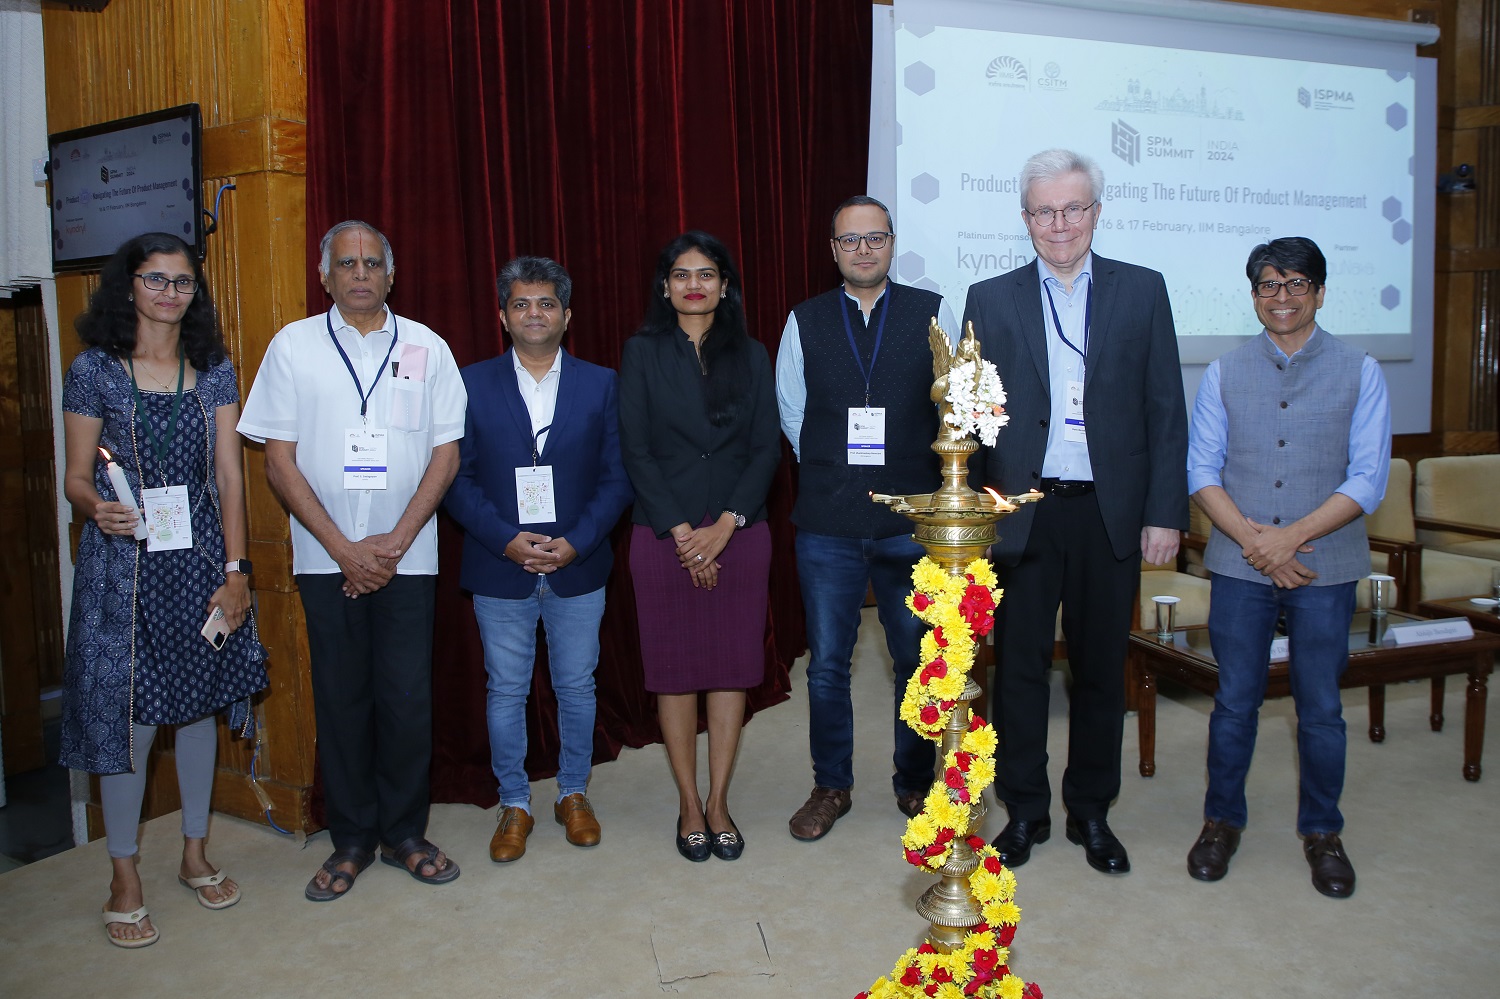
344 427 389 489
1063 379 1087 443
848 407 886 466
516 465 558 523
142 484 192 551
1384 618 1475 647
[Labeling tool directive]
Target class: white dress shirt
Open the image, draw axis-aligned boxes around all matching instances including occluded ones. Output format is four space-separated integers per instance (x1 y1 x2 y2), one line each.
238 305 467 574
512 348 563 457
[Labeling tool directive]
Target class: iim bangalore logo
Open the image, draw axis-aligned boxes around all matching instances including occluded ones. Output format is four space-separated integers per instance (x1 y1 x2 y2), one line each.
1111 119 1141 166
985 55 1028 88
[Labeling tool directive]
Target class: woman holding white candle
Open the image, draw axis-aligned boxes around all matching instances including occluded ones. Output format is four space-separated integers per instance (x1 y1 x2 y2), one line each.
60 232 268 948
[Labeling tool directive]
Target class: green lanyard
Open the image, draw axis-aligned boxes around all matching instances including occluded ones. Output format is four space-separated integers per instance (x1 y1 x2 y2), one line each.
126 348 186 472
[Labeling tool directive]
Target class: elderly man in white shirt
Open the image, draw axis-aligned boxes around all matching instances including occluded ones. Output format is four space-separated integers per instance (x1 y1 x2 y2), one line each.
239 220 467 901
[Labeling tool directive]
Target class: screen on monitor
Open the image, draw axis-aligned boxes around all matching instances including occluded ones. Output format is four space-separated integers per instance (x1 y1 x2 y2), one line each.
48 103 204 272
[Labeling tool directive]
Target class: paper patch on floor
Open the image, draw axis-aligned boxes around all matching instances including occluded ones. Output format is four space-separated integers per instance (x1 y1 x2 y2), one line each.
652 917 775 985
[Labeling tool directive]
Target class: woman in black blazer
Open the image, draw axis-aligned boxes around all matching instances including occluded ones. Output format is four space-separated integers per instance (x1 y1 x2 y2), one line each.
618 231 780 862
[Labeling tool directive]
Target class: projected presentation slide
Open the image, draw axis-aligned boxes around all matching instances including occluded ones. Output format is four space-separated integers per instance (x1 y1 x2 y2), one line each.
894 27 1418 354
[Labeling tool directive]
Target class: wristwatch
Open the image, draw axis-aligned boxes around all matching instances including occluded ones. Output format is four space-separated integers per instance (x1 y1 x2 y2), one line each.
726 510 746 529
225 559 253 576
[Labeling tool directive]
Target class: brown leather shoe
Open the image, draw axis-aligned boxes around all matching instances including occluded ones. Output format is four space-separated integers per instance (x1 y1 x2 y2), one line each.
788 787 852 841
895 788 926 819
1187 819 1241 882
553 793 602 847
489 806 534 863
1303 832 1356 898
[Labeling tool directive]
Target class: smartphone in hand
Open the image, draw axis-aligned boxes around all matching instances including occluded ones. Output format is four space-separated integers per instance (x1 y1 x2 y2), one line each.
201 606 229 650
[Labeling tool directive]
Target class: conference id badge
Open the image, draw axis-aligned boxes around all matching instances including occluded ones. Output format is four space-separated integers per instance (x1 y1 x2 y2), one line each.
515 465 557 524
344 427 389 489
1063 379 1087 443
847 407 886 465
141 484 192 552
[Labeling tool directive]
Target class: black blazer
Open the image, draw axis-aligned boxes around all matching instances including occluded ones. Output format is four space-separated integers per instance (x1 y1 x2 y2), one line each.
964 254 1189 562
617 330 780 537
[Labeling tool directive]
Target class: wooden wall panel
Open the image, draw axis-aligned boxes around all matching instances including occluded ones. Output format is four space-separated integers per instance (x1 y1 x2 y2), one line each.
43 0 315 834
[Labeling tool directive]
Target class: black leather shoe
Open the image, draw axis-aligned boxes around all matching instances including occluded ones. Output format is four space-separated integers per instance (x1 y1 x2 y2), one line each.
675 815 710 863
1303 832 1355 898
990 816 1051 867
1065 815 1131 874
1187 819 1241 882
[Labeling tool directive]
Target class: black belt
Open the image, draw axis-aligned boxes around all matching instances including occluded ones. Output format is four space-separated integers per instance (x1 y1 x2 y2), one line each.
1039 478 1095 498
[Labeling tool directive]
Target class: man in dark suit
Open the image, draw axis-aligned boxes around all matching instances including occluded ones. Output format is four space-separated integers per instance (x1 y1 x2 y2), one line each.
444 256 633 864
964 149 1188 875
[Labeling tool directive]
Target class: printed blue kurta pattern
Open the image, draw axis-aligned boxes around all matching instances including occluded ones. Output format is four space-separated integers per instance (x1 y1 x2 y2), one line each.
60 347 268 775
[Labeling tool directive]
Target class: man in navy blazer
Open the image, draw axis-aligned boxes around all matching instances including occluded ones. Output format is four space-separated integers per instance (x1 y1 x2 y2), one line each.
444 256 633 864
964 149 1188 876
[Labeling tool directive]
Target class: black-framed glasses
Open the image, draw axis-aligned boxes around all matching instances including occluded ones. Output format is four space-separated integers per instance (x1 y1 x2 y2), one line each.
1023 201 1097 227
134 272 198 294
1254 278 1315 298
833 231 893 251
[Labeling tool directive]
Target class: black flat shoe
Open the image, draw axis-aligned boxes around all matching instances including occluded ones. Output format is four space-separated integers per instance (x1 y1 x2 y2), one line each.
991 815 1051 868
676 815 710 862
709 818 745 861
1066 815 1131 874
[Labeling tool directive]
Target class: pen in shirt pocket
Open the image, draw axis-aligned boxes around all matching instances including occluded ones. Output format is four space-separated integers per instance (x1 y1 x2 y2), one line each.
391 360 399 378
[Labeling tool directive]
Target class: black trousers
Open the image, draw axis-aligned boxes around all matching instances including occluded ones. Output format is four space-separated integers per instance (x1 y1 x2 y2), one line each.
990 491 1138 822
297 573 437 852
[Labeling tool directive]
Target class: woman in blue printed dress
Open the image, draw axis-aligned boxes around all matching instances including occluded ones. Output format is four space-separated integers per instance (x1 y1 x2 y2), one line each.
60 232 268 948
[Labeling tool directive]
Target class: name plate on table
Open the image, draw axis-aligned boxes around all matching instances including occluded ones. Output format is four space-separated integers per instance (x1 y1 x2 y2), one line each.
1383 618 1475 647
1268 637 1289 663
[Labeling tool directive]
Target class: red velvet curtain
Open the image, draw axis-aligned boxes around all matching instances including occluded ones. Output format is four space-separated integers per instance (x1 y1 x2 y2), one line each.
305 1 872 806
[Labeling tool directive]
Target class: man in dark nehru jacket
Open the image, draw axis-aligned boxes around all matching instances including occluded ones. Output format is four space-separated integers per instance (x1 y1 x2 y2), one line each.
964 148 1188 876
775 195 959 841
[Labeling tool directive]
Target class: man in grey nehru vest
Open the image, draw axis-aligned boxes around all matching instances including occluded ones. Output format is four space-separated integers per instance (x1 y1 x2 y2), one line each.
1185 236 1390 897
776 195 959 840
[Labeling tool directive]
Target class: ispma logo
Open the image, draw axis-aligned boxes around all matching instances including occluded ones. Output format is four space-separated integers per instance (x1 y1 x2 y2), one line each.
1298 87 1312 108
985 55 1028 89
1111 119 1141 166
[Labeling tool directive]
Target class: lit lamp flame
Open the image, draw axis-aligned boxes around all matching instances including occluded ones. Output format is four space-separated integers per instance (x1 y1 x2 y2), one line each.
98 446 113 462
983 486 1003 508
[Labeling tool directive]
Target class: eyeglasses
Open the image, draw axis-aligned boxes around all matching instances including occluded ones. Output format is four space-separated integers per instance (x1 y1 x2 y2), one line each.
134 272 198 294
1023 201 1097 227
1254 278 1315 298
833 232 893 252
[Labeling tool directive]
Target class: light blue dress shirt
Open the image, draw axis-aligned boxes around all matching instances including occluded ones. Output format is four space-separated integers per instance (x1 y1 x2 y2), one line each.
1038 255 1094 480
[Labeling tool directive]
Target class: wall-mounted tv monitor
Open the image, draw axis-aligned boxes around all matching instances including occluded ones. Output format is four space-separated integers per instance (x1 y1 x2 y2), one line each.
48 103 203 272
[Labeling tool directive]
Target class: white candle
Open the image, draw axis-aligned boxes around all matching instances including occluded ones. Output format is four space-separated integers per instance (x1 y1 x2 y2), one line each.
98 447 148 540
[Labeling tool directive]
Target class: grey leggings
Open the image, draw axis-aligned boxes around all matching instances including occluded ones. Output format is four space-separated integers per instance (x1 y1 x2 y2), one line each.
100 715 218 859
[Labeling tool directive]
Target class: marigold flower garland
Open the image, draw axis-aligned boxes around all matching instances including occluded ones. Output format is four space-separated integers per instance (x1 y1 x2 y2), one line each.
856 556 1043 999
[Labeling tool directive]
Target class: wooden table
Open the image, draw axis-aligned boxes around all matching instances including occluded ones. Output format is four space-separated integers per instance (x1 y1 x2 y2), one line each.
1129 610 1499 782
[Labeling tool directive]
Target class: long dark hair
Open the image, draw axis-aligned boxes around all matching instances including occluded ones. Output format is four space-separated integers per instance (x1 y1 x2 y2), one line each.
637 230 751 427
76 232 226 371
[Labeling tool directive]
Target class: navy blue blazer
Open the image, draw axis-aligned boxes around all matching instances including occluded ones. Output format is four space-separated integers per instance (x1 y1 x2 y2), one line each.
444 349 633 598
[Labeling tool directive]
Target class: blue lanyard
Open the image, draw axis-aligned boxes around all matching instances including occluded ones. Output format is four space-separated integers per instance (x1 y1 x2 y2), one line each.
531 424 551 466
839 285 892 408
1043 279 1091 367
326 310 399 421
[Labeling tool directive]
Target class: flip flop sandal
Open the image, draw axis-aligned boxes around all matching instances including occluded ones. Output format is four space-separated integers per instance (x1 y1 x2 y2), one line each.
102 906 159 949
178 869 240 910
380 836 461 885
304 847 374 902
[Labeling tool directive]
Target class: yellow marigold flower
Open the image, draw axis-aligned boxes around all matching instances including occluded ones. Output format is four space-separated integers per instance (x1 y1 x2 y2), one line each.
965 558 998 588
927 796 967 831
912 558 951 594
920 632 942 664
970 870 1010 903
934 982 966 999
968 756 996 789
984 900 1022 926
996 867 1017 896
998 974 1026 999
961 724 999 757
902 812 939 850
967 929 997 952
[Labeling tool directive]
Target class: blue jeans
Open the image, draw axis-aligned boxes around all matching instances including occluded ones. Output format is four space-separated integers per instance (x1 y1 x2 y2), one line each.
473 579 606 809
1204 573 1356 835
795 530 935 793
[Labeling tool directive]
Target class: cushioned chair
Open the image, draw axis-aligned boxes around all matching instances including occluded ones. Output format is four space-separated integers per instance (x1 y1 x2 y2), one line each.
1416 454 1500 563
1368 457 1499 604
